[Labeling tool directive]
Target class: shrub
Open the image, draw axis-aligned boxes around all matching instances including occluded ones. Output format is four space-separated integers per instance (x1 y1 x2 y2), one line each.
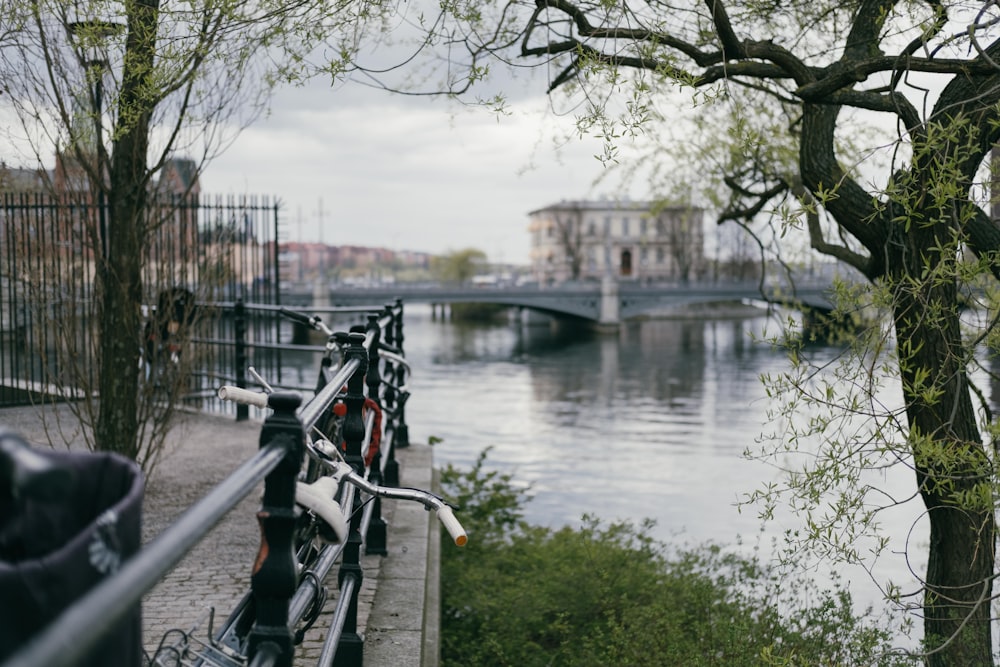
439 451 910 666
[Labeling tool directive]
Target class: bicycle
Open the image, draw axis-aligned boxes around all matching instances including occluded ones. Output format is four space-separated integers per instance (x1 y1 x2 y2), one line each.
270 306 411 485
147 311 463 667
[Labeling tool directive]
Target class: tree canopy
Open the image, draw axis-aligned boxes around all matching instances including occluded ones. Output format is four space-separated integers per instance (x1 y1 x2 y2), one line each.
432 247 488 283
0 0 392 467
397 1 1000 663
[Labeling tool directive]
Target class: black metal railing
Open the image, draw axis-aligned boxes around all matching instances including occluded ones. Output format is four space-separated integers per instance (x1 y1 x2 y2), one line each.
190 299 408 433
0 301 416 667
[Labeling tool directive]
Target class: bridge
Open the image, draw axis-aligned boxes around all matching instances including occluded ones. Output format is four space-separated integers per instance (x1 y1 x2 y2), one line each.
284 278 840 326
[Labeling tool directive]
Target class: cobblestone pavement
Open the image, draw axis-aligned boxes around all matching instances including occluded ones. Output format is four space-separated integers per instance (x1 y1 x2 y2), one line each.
0 405 435 667
138 412 404 665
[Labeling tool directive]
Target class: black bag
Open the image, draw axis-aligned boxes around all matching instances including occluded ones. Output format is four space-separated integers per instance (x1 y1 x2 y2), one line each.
0 446 145 666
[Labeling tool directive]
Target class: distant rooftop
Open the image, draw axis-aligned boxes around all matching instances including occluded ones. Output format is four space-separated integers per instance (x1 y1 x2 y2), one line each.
528 199 701 215
0 164 49 191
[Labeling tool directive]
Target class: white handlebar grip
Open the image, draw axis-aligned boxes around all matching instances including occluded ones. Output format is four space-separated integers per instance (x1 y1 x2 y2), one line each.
437 506 468 547
217 386 269 408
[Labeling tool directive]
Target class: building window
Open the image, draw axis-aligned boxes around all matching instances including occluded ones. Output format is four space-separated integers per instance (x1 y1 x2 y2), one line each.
588 221 596 236
603 216 611 235
656 247 665 264
622 217 630 236
640 247 648 265
640 219 648 236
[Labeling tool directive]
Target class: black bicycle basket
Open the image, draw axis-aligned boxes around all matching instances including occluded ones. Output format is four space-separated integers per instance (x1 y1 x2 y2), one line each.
0 447 145 666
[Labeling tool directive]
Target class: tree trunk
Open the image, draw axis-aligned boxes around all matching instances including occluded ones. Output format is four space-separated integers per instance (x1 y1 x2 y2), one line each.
95 0 160 460
95 202 142 459
889 237 994 665
800 98 995 663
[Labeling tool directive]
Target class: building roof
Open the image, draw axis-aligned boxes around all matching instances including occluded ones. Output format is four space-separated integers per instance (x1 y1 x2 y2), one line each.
159 158 200 194
0 164 49 191
528 199 702 216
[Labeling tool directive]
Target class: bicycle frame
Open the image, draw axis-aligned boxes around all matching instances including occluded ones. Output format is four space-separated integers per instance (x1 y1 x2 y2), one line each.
148 305 460 667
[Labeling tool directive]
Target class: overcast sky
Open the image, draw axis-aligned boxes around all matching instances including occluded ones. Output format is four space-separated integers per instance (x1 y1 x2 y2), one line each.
202 72 641 266
0 6 663 267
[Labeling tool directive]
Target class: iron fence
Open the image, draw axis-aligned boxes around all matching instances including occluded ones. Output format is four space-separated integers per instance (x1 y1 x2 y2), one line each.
0 192 282 407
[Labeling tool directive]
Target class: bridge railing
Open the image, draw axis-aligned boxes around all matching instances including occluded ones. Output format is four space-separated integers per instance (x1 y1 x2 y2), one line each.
0 302 414 667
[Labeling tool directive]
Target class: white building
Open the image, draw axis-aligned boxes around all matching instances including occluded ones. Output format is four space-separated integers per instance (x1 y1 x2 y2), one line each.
528 200 706 284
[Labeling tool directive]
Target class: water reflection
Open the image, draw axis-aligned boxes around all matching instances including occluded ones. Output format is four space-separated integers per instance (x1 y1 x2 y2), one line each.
400 306 783 545
279 303 927 634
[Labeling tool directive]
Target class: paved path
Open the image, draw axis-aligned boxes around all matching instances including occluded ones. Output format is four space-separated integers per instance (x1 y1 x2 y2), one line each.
0 404 438 667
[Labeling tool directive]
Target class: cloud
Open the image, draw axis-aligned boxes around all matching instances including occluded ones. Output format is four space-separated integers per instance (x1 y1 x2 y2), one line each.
204 82 627 264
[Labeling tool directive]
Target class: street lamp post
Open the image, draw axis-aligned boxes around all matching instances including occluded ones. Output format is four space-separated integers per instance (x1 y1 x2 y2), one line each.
67 20 123 261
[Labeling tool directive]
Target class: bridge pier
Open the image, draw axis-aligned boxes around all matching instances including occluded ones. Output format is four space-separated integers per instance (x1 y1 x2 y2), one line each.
431 303 451 321
596 276 620 330
517 307 552 326
313 279 330 310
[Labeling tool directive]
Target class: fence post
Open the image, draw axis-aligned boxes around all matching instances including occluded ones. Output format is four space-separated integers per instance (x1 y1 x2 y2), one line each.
364 313 382 418
234 298 248 422
381 304 400 488
393 299 410 448
247 391 304 667
336 332 368 666
364 313 388 556
381 304 397 413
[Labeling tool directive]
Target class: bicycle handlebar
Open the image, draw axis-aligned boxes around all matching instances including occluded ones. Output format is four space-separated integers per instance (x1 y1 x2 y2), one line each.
279 307 334 336
0 429 74 502
278 307 313 326
215 386 466 546
435 506 468 547
217 385 269 409
328 460 468 547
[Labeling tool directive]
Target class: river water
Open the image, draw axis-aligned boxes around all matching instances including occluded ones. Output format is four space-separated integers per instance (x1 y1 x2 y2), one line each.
402 305 773 544
392 304 934 625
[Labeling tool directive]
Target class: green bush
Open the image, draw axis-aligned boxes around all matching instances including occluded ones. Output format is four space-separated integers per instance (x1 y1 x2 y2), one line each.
440 450 910 667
